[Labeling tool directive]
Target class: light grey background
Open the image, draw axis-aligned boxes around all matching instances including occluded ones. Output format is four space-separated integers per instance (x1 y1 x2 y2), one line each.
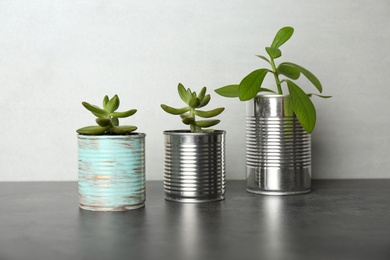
1 0 389 181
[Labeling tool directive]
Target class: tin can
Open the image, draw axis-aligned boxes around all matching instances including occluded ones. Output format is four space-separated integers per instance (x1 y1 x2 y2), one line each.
78 134 146 211
163 130 226 203
246 95 311 195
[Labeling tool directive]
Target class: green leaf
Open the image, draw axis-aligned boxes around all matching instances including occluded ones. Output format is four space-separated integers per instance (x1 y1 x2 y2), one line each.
271 26 294 48
282 62 323 93
82 102 108 117
103 95 109 109
259 88 278 94
111 125 137 134
111 109 137 118
214 85 239 98
266 47 282 59
238 69 269 101
189 97 201 108
277 63 301 80
283 96 294 117
195 107 225 118
111 116 119 126
286 80 316 133
307 93 332 98
182 117 194 125
199 94 210 108
256 55 271 64
178 83 191 104
76 125 109 135
198 87 207 101
195 119 220 128
105 95 120 113
96 117 111 127
161 104 190 115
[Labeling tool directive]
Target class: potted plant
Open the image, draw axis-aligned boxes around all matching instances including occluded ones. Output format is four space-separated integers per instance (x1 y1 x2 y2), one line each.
161 83 226 203
77 94 146 211
215 26 330 195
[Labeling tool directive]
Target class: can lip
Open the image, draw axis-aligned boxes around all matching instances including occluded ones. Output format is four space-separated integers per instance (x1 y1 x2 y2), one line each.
78 132 146 139
255 94 289 98
163 130 225 135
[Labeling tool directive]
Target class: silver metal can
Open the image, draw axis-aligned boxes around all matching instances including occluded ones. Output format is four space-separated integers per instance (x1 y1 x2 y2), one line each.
246 95 311 195
163 130 226 203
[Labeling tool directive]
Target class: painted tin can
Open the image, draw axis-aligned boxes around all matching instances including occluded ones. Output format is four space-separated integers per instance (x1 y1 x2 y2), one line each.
163 130 226 203
246 95 311 195
78 133 146 211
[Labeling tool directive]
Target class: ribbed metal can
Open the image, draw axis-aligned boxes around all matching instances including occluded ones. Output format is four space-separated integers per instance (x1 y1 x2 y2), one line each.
163 130 226 203
78 133 146 211
246 95 311 195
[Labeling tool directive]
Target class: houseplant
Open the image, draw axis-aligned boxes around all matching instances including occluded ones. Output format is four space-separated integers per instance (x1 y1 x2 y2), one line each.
215 26 330 195
77 94 146 211
161 83 226 203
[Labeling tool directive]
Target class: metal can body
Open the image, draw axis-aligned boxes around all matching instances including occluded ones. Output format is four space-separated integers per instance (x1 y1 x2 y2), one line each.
163 130 226 203
78 134 146 211
246 95 311 195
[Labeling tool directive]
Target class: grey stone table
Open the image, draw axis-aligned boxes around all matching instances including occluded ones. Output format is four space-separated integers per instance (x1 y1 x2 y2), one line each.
1 180 390 260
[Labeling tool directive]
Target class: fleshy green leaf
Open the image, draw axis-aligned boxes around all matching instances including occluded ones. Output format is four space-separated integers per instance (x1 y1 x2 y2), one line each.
96 117 111 127
195 119 220 128
76 125 109 135
103 95 109 109
256 55 271 64
105 95 120 113
198 94 210 108
282 62 322 93
189 97 201 108
161 104 190 115
182 117 194 125
215 85 239 98
198 87 207 101
238 69 269 101
82 102 108 117
111 116 119 126
111 125 137 134
111 109 137 118
195 107 225 118
266 47 282 59
178 83 191 104
277 63 301 80
286 80 316 133
271 26 294 48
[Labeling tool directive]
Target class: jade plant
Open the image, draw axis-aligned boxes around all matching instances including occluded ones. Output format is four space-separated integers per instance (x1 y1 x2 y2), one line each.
77 95 138 135
215 26 330 133
161 83 225 133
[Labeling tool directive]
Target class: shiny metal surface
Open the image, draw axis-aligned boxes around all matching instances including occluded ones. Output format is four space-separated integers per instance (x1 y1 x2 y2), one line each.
246 95 311 195
163 130 226 203
78 134 146 211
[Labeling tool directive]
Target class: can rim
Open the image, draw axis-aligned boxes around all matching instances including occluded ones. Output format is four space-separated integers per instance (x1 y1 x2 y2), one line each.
78 132 146 139
163 130 225 136
255 94 289 98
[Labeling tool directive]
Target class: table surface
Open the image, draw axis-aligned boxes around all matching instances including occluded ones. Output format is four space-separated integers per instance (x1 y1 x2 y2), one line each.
1 180 390 260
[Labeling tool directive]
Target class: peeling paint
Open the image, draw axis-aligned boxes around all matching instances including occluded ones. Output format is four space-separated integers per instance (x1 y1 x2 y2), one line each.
78 134 146 211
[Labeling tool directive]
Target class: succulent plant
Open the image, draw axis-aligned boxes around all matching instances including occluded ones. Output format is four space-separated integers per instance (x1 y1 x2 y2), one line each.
161 83 225 133
77 95 138 135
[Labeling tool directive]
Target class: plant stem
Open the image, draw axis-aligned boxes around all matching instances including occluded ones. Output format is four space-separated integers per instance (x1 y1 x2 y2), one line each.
190 109 196 133
270 58 283 94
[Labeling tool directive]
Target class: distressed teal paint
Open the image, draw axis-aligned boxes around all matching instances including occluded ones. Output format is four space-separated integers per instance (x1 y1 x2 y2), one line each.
78 133 146 211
